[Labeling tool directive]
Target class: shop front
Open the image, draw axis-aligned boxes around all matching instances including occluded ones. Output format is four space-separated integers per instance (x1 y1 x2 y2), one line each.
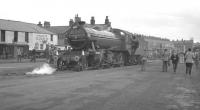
0 43 29 59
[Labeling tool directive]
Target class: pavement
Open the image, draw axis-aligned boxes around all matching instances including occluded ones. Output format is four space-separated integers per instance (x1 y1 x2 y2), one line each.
0 60 199 110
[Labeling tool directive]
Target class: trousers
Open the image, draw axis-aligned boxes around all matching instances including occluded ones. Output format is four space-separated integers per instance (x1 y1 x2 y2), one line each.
162 61 168 72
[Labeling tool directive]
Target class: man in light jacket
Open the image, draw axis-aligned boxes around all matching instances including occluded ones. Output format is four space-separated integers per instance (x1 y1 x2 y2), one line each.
162 49 170 72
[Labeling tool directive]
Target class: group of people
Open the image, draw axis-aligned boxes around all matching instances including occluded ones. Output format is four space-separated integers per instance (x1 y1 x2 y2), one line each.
46 45 60 64
16 44 62 64
16 47 36 63
140 48 200 77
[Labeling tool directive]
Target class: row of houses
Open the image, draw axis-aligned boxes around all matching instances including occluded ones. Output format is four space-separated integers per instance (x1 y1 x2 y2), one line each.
135 34 194 58
0 19 58 59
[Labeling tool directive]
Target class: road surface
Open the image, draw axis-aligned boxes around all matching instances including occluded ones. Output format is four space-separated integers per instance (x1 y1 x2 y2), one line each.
0 61 200 110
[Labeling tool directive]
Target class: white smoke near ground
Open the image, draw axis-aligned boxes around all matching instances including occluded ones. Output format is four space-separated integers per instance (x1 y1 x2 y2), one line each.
26 63 56 75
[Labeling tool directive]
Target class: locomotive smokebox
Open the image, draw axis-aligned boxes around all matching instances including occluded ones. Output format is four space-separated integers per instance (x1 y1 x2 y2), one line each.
66 26 89 50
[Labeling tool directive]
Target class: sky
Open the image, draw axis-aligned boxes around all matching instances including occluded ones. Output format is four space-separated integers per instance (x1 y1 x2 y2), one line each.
0 0 200 42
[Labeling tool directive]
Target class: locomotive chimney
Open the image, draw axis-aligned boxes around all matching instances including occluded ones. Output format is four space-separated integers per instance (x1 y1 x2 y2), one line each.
37 21 43 27
44 21 50 28
105 16 111 27
75 14 81 23
90 16 95 25
69 19 74 26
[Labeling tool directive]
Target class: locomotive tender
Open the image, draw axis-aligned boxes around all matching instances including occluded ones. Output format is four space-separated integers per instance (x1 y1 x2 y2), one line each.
57 16 139 71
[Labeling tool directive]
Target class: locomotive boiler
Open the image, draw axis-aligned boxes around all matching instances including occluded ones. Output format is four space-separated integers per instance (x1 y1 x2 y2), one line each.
57 21 139 71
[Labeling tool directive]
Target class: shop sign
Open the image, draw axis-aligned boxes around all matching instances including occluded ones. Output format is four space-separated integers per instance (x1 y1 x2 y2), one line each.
36 34 49 43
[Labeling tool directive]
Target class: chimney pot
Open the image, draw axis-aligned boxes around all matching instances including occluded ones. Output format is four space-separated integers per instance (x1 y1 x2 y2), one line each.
37 21 43 27
90 16 95 25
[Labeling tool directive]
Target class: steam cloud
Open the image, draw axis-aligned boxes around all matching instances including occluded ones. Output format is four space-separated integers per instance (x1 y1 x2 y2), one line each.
26 63 56 75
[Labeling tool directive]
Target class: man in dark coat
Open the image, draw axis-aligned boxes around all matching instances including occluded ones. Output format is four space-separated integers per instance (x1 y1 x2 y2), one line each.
30 49 36 62
171 50 179 73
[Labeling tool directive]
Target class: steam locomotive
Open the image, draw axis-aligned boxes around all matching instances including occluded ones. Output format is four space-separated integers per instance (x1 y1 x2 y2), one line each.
57 20 139 71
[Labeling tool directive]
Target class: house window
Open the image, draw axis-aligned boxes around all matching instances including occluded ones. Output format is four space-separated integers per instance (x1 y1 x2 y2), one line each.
14 31 18 42
40 44 43 50
1 30 5 42
51 35 53 41
25 32 29 42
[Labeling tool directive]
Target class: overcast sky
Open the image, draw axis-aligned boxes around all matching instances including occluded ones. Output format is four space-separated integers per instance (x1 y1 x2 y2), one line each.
0 0 200 42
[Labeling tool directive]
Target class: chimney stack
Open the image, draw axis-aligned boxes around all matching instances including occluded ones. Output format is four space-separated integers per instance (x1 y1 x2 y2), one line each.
90 16 95 25
44 21 50 28
37 21 43 27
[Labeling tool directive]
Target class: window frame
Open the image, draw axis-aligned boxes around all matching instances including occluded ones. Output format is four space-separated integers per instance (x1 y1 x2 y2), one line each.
14 31 18 42
1 30 6 42
51 34 53 41
25 32 29 43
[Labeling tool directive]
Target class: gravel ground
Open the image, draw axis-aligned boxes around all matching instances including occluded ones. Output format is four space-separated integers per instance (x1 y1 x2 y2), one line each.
0 61 199 110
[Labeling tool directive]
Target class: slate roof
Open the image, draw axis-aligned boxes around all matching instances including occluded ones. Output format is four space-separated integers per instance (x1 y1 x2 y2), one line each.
0 19 54 34
45 26 70 34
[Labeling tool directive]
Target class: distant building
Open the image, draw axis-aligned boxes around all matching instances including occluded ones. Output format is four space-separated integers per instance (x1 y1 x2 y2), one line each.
144 37 173 50
142 36 173 58
0 19 58 59
193 42 200 51
45 25 70 46
172 39 193 53
134 34 148 55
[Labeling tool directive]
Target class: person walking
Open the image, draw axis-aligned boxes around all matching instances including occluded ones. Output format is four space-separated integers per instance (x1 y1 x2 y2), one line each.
17 47 22 62
194 49 200 70
170 50 179 73
162 49 170 72
185 48 195 77
141 50 148 71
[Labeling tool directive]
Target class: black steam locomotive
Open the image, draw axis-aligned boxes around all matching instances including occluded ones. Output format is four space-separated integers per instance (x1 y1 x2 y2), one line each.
57 19 139 71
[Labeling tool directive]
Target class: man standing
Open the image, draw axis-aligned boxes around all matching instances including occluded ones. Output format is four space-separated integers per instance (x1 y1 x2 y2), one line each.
162 49 170 72
194 49 200 70
185 48 195 77
141 50 148 71
17 47 22 62
30 49 36 62
170 50 179 73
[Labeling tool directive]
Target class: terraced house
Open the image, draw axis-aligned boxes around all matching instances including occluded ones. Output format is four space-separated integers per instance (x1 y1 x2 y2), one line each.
0 19 58 59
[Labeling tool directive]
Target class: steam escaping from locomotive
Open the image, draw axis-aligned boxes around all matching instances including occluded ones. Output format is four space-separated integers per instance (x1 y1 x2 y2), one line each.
26 63 56 75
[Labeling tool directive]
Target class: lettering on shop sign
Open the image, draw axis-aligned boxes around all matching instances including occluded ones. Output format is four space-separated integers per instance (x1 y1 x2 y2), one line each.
36 34 49 43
